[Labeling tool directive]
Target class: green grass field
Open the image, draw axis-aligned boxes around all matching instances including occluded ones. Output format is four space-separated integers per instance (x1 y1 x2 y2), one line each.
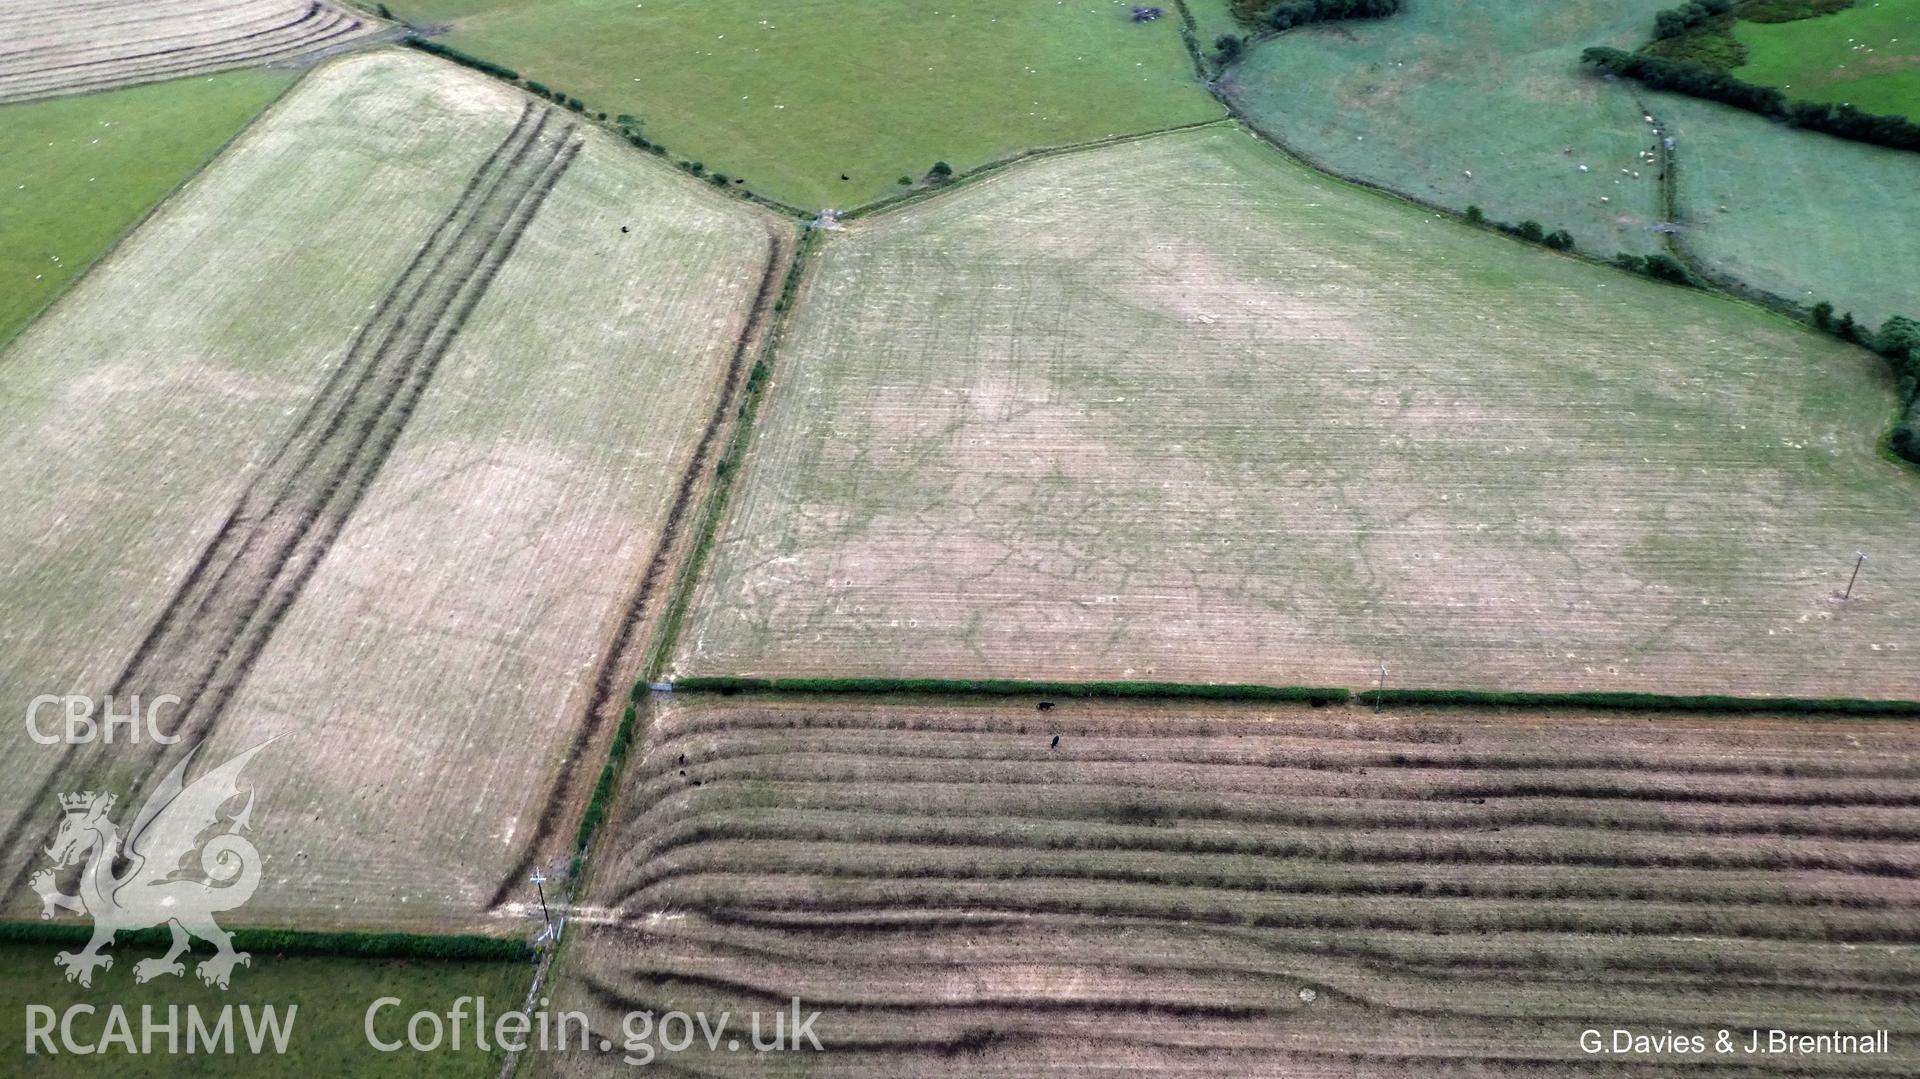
1226 0 1920 328
1659 92 1920 328
0 943 527 1075
0 68 294 349
1224 0 1677 257
676 125 1919 696
389 0 1222 208
1735 0 1920 119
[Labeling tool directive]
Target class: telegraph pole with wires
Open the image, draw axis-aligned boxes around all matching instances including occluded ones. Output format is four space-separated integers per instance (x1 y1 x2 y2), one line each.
531 870 555 942
1843 552 1867 601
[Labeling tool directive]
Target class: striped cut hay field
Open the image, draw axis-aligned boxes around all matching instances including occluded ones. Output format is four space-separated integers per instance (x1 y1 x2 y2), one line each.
0 50 793 931
543 694 1920 1076
675 125 1920 698
0 0 375 103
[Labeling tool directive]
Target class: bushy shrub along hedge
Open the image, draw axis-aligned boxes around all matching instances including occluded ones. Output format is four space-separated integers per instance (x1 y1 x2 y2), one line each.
0 921 531 961
574 702 640 849
1653 0 1735 40
1357 688 1920 715
1582 47 1920 153
672 676 1351 704
1232 0 1400 30
404 36 521 83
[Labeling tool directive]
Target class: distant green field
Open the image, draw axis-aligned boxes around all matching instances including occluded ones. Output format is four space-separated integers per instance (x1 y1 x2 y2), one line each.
1225 0 1677 258
1226 0 1920 326
1659 92 1920 327
1735 0 1920 119
391 0 1223 208
1185 0 1246 55
0 69 295 350
0 944 527 1075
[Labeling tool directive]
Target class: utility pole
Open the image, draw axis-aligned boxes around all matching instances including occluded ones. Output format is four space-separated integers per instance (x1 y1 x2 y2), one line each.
1844 552 1867 601
531 870 554 939
1375 662 1387 713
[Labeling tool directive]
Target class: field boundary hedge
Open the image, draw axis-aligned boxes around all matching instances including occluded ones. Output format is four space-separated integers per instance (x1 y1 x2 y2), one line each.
674 677 1350 704
1357 688 1920 715
402 34 519 83
0 921 531 961
670 677 1919 716
1581 47 1920 154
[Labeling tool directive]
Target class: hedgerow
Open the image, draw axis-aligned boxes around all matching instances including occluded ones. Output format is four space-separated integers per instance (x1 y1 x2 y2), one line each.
1356 688 1920 715
1582 47 1920 154
670 677 1350 704
574 702 640 849
0 921 531 961
403 36 520 83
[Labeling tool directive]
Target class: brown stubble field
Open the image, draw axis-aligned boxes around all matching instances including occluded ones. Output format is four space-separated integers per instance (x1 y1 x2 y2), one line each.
539 692 1920 1075
0 51 793 931
674 126 1919 698
0 0 376 103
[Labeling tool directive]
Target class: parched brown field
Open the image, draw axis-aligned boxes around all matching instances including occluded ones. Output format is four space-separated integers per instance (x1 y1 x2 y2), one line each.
0 0 375 103
542 693 1920 1075
675 126 1920 698
0 51 792 931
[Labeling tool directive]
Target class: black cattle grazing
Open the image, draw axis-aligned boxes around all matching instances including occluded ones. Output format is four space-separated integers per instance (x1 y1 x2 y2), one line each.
1050 735 1060 750
620 225 629 233
1037 701 1055 712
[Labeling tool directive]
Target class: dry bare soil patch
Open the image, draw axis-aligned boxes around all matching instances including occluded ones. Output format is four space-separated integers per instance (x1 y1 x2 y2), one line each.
0 50 792 931
546 693 1920 1075
0 0 375 103
677 125 1919 698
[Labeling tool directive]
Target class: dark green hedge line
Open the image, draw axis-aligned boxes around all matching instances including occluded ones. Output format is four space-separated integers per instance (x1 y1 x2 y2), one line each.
404 35 521 83
1582 47 1920 154
0 921 531 961
673 677 1351 704
1356 689 1920 715
575 702 640 849
1230 0 1400 31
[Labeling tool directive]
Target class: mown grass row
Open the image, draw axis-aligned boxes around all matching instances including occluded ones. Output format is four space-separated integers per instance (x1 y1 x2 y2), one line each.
648 874 1920 944
634 745 1920 809
623 842 1913 911
635 910 1920 991
640 770 1920 842
637 724 1920 781
623 809 1920 880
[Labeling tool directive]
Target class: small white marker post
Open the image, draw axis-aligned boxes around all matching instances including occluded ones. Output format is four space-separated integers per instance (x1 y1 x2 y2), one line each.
531 870 554 940
1844 552 1868 601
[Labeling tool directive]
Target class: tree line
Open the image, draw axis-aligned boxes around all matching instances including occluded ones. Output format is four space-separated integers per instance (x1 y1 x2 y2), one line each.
1228 0 1401 32
1581 47 1920 153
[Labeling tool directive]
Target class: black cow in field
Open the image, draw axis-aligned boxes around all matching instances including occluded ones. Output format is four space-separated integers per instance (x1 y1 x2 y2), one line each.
1050 735 1060 750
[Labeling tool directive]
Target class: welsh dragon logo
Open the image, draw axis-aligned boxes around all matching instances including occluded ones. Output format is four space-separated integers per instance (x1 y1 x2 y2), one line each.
28 741 272 990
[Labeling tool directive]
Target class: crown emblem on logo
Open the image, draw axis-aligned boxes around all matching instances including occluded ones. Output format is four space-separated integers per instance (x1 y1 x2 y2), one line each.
57 792 110 813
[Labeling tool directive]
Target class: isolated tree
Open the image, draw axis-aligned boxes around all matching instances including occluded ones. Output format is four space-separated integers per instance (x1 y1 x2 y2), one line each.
929 161 954 181
1516 220 1545 243
1876 316 1920 364
1465 205 1485 224
1811 301 1834 332
1214 34 1244 63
